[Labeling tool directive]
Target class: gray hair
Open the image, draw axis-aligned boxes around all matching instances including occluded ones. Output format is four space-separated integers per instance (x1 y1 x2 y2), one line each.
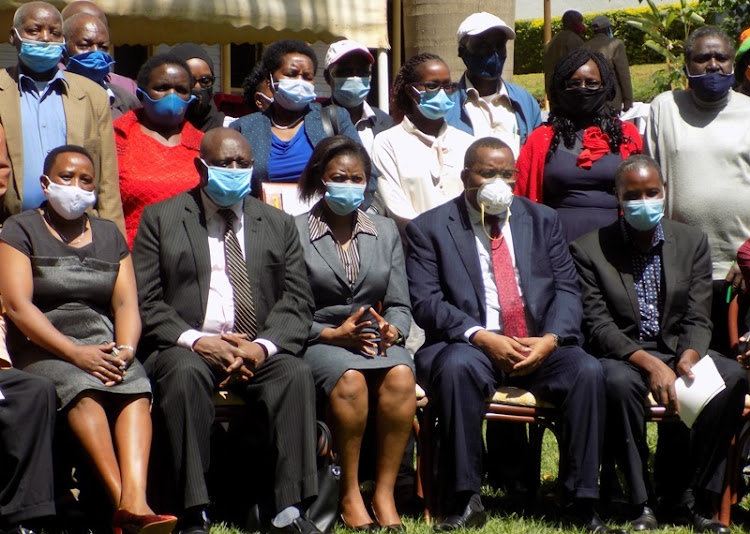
684 25 734 62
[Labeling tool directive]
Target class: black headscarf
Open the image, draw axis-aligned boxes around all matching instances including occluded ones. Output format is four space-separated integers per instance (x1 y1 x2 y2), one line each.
170 43 226 132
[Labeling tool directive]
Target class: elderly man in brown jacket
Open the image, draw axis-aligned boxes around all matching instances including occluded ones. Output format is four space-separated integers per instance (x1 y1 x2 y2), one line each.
582 15 634 113
543 10 584 96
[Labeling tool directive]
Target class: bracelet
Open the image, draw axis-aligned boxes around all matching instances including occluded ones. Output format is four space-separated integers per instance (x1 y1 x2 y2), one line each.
116 344 135 352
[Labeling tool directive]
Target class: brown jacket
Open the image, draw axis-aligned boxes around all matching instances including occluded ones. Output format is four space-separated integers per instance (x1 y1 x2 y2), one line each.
0 66 124 233
582 33 634 112
544 28 584 94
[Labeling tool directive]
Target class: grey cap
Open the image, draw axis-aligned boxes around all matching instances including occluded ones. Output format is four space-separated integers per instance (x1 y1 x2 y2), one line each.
590 15 611 31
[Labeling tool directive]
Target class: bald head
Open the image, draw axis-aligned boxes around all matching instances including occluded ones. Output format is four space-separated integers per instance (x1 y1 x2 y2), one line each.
63 13 109 56
61 1 107 25
198 128 254 183
13 2 61 30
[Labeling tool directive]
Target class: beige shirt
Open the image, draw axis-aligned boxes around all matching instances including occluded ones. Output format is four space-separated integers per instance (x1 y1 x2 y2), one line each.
464 78 521 158
372 116 474 232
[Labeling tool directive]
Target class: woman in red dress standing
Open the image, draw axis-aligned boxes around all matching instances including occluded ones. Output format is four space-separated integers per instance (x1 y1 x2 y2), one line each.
114 53 204 247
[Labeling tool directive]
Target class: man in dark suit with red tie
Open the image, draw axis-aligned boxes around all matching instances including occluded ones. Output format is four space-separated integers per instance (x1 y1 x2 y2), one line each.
405 137 621 533
133 128 320 534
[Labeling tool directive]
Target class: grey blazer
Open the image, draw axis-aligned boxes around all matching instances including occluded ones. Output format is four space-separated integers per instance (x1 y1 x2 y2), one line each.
294 209 411 343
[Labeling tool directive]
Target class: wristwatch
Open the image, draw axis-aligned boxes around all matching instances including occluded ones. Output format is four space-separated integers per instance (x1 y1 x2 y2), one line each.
548 333 560 347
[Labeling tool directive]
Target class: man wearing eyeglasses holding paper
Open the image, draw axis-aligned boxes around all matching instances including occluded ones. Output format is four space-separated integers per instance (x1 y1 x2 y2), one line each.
446 12 542 157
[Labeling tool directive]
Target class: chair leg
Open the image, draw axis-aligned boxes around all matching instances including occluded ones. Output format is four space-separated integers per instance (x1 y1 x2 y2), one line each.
526 423 544 498
417 402 435 522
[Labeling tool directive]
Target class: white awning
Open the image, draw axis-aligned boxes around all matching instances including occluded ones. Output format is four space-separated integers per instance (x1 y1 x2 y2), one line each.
0 0 390 48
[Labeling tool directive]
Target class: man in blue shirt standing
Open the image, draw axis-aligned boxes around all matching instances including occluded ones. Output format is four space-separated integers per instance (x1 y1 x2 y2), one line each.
0 1 123 232
446 12 542 157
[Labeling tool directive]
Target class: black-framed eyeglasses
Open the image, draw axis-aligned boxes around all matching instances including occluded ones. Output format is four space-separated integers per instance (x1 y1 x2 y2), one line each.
468 169 519 181
195 75 216 89
411 81 458 94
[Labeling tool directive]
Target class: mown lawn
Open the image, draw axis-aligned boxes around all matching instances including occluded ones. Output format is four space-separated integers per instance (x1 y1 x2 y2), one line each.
513 63 665 106
210 423 750 534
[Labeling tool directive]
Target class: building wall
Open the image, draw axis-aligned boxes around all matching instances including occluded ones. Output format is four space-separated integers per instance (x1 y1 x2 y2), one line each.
516 0 674 20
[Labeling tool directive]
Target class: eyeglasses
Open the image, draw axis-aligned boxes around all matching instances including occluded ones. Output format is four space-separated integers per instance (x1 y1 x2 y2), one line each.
411 81 458 94
468 168 519 181
564 78 602 90
195 75 216 89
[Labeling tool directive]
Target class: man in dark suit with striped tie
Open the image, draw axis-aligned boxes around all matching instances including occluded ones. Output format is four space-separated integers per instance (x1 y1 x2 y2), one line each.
132 128 320 534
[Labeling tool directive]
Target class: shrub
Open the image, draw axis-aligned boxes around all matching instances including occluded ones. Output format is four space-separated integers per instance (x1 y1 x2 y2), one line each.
513 4 691 74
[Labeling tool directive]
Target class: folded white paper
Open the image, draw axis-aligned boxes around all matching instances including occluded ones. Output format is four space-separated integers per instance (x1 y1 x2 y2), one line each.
674 356 726 428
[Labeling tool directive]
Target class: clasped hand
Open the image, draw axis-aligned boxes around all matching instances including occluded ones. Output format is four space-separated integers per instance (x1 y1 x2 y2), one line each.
324 307 397 356
193 334 266 388
72 342 130 386
473 331 557 376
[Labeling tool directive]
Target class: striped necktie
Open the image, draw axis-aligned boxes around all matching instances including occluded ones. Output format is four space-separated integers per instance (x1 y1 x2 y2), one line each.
218 209 258 339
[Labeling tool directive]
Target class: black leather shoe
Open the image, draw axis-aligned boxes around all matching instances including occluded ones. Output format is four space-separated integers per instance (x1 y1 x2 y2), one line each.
434 494 487 531
177 508 211 534
692 513 730 534
631 506 658 532
582 510 630 534
270 516 322 534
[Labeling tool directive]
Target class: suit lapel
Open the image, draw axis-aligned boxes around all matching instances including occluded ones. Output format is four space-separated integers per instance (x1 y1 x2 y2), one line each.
602 225 641 324
508 199 532 299
183 191 211 315
0 68 24 199
62 72 86 145
448 198 484 308
242 198 264 297
352 230 374 292
311 230 350 289
660 223 677 329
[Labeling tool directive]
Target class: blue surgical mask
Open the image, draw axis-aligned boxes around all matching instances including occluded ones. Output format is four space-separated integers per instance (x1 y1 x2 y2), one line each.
15 29 65 74
687 71 734 102
332 76 370 108
461 50 505 79
622 198 664 231
323 182 365 215
137 88 196 127
272 77 316 111
201 159 253 207
66 50 115 84
413 87 455 120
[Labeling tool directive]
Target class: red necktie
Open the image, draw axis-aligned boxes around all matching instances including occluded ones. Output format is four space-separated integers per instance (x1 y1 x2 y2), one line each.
490 221 528 338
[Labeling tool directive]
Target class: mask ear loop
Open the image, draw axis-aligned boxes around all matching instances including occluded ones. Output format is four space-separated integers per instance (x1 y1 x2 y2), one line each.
480 203 510 242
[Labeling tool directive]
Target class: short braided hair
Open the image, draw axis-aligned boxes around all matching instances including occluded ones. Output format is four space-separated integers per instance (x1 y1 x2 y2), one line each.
390 53 445 123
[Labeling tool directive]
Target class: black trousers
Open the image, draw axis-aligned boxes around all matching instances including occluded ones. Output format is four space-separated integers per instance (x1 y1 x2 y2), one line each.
600 347 747 506
145 348 318 514
0 369 56 526
426 342 605 500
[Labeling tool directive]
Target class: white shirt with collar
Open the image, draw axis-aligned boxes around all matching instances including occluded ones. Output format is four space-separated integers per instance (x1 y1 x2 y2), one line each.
462 199 527 341
464 78 521 159
176 190 278 356
352 101 378 156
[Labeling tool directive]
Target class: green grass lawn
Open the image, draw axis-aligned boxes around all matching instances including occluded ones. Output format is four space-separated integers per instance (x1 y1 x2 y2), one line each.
513 63 665 106
209 423 750 534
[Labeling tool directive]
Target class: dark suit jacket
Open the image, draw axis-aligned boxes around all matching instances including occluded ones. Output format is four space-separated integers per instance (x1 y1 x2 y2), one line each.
110 83 140 120
229 102 361 197
0 66 124 232
569 218 713 360
405 194 583 374
132 187 314 359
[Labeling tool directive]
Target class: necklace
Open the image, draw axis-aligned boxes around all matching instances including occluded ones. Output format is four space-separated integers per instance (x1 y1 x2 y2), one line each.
43 209 87 245
270 114 304 130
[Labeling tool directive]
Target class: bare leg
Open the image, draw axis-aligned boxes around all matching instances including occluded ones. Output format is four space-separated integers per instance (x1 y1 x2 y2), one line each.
371 365 416 527
66 392 122 508
112 395 154 515
328 370 372 527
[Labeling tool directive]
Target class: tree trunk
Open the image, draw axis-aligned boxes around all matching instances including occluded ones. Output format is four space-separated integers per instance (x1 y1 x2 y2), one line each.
401 0 516 81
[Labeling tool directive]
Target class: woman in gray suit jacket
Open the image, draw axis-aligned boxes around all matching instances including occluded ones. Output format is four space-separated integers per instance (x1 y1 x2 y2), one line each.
295 137 416 531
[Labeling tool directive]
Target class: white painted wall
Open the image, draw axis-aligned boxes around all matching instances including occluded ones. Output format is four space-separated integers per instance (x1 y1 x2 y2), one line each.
516 0 674 20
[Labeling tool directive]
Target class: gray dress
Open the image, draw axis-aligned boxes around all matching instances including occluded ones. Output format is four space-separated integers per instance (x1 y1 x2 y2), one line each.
2 210 150 410
296 205 414 398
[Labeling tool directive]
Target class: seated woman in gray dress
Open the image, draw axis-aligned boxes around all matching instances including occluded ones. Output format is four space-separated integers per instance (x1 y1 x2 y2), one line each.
0 146 176 534
295 136 416 530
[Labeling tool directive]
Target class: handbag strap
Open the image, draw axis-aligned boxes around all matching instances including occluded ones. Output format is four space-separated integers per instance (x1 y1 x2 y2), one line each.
316 420 333 458
321 105 341 138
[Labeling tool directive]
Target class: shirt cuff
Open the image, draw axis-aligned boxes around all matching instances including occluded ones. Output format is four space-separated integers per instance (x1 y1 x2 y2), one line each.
254 338 278 357
463 326 483 343
177 329 205 350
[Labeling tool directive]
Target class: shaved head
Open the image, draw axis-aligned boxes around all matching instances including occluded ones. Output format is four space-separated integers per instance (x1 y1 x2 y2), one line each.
63 12 108 45
61 1 107 25
13 1 61 29
200 128 252 160
197 128 254 189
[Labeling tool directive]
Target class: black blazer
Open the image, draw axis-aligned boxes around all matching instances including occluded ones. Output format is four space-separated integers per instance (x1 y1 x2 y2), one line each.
132 187 314 359
406 195 584 374
570 218 713 360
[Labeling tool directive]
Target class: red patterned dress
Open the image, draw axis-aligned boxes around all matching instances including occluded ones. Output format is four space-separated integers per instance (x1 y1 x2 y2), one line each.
114 109 203 247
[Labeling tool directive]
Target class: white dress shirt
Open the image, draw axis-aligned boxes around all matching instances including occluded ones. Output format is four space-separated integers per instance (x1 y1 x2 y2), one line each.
176 191 277 356
463 78 521 159
462 200 527 341
353 101 378 156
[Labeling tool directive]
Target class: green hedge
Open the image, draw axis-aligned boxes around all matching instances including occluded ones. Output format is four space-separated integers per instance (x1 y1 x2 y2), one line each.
513 4 689 75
